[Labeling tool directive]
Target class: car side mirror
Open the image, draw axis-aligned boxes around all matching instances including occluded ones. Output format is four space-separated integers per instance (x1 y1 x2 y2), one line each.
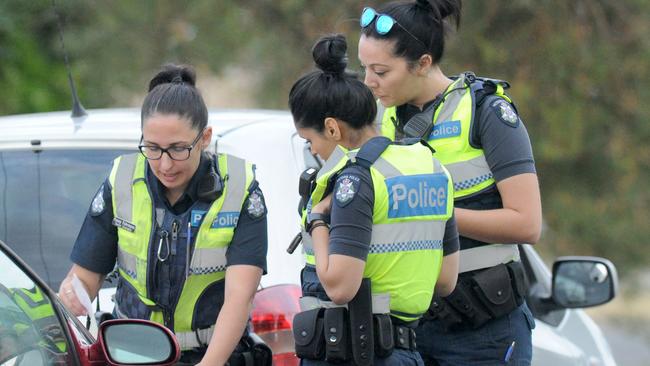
552 256 618 309
97 319 180 365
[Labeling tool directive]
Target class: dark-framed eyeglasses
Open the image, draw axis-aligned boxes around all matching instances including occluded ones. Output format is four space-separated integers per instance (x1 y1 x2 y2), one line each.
360 7 429 50
138 129 204 161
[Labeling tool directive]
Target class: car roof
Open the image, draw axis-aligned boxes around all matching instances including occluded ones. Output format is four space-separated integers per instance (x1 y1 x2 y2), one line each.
0 108 294 150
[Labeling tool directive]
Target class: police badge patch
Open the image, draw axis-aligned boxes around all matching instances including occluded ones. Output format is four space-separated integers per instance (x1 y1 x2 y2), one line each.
246 190 266 219
492 99 520 128
334 174 360 207
90 184 106 216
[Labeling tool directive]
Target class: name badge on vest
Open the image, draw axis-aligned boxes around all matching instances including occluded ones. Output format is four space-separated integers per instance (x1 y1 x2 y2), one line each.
191 210 207 228
112 217 136 232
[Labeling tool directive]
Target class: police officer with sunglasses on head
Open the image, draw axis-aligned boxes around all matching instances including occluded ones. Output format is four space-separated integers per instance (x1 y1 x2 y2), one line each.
291 34 460 366
358 1 542 365
58 64 271 366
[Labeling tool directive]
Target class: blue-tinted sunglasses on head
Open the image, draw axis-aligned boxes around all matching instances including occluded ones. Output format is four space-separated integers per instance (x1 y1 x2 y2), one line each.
360 7 428 49
360 7 396 34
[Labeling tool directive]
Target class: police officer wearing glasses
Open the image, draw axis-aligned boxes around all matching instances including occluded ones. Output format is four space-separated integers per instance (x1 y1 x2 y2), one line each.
58 64 270 365
358 0 542 365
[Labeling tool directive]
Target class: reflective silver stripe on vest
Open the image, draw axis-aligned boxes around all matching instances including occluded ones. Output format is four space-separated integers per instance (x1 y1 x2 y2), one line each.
189 247 228 275
444 155 494 192
435 78 468 123
370 156 402 179
13 289 49 308
188 155 246 276
374 100 386 133
299 293 391 314
176 326 215 350
432 158 445 175
301 229 314 256
117 247 138 279
32 316 59 330
108 155 139 281
303 221 445 255
221 155 246 212
459 244 520 273
113 153 139 223
317 146 347 180
369 221 445 253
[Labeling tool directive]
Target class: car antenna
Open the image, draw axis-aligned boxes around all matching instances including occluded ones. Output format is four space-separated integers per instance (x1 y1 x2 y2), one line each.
52 0 87 118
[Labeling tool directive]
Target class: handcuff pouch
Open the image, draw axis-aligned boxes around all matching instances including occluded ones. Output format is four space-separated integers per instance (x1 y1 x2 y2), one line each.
373 314 394 358
323 307 351 362
292 307 325 360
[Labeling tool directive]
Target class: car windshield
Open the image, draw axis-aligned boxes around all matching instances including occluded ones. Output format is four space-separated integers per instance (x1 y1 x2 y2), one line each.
0 245 71 365
0 149 130 289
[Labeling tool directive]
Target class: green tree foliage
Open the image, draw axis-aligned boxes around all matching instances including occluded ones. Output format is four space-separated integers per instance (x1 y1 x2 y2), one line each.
0 1 73 114
0 0 647 273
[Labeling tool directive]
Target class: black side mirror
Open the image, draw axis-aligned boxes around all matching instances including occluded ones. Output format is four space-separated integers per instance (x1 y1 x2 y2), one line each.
552 256 618 309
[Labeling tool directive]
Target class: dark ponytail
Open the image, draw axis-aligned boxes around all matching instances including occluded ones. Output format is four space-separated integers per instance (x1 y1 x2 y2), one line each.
141 64 208 131
361 0 462 64
289 34 376 132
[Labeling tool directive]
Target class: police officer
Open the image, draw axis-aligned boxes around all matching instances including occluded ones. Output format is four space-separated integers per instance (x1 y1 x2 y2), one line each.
290 34 459 366
0 284 66 361
57 64 268 365
358 1 542 365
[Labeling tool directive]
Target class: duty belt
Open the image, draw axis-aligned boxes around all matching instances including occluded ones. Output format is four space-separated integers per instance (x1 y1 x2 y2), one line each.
459 244 520 273
299 293 391 314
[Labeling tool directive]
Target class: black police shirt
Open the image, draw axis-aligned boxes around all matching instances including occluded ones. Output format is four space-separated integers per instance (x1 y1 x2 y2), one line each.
328 163 460 262
70 154 268 276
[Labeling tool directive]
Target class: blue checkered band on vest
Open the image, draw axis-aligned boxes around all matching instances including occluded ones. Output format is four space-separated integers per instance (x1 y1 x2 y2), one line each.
453 173 494 191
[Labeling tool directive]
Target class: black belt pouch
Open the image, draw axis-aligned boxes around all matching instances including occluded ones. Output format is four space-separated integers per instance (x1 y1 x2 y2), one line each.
471 264 518 319
293 308 325 360
506 260 527 305
324 307 351 362
373 314 394 358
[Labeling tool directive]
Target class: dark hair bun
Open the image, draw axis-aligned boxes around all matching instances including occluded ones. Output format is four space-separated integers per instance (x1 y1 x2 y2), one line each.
415 0 434 11
148 64 197 92
312 34 348 75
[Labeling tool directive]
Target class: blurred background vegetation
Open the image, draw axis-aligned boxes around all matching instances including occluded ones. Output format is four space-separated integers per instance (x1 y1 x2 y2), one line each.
0 0 648 278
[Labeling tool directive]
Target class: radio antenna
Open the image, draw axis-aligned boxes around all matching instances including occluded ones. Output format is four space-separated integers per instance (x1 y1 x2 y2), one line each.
51 0 87 118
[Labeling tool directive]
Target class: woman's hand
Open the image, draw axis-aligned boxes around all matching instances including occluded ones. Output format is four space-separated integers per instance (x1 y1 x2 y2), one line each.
311 194 332 215
57 265 105 316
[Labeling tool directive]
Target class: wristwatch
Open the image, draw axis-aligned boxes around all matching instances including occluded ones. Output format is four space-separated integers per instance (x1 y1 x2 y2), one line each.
306 212 330 233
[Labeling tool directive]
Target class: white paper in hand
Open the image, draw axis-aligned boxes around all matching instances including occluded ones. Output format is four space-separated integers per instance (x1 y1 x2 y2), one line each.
71 273 94 319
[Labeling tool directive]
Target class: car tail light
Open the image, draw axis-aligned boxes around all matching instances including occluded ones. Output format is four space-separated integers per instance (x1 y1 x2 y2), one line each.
252 284 301 366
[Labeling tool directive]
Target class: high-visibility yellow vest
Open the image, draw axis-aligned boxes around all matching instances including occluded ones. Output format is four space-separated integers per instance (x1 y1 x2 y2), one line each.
376 73 521 272
12 287 67 352
377 73 512 199
301 138 454 321
109 153 254 350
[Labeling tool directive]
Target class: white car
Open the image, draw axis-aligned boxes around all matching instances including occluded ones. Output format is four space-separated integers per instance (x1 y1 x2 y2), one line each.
0 108 618 365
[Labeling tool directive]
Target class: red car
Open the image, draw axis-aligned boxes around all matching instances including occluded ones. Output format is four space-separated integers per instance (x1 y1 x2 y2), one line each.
0 239 181 366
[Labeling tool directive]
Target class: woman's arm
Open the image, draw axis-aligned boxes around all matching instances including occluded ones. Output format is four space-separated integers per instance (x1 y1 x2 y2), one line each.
311 223 366 304
434 252 459 297
455 173 542 244
197 264 262 366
